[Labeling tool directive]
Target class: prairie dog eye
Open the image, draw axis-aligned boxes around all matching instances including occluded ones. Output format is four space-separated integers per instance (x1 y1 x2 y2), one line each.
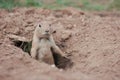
39 24 41 27
53 30 56 33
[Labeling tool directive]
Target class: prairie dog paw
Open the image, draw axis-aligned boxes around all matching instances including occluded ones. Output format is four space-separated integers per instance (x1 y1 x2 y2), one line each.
51 64 56 68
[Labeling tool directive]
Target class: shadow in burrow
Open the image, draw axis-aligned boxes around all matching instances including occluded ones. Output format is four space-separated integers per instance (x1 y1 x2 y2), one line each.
12 40 73 70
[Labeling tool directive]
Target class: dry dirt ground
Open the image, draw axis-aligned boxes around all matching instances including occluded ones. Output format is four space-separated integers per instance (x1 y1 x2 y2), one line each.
0 7 120 80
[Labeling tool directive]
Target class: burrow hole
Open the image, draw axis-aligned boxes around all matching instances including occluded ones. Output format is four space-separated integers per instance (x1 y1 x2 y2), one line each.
13 40 73 69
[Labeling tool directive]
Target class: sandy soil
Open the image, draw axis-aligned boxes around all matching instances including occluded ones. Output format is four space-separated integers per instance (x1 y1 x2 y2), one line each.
0 7 120 80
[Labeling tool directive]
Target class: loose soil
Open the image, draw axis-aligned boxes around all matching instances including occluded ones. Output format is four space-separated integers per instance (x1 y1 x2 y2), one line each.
0 7 120 80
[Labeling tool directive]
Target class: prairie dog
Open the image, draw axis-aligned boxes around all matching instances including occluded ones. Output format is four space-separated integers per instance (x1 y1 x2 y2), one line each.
31 21 65 65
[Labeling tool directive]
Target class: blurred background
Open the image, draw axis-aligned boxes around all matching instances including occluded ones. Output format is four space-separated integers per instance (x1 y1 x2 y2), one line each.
0 0 120 11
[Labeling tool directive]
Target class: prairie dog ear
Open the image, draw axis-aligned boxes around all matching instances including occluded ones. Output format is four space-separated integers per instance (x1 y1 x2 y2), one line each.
49 24 51 27
39 24 41 28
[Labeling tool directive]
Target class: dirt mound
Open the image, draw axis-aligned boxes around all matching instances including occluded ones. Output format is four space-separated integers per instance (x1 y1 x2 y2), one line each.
0 8 120 80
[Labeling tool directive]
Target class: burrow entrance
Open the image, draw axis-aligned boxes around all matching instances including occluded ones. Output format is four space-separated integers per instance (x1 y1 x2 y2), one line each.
12 40 73 69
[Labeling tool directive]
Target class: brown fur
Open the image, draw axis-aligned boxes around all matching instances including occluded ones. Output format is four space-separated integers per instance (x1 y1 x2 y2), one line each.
31 21 65 65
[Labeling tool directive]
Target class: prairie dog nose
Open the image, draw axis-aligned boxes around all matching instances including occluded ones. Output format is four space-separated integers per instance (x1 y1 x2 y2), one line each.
45 30 49 33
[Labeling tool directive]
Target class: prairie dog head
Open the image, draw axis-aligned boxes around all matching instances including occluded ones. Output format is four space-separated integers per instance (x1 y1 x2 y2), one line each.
35 21 56 39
